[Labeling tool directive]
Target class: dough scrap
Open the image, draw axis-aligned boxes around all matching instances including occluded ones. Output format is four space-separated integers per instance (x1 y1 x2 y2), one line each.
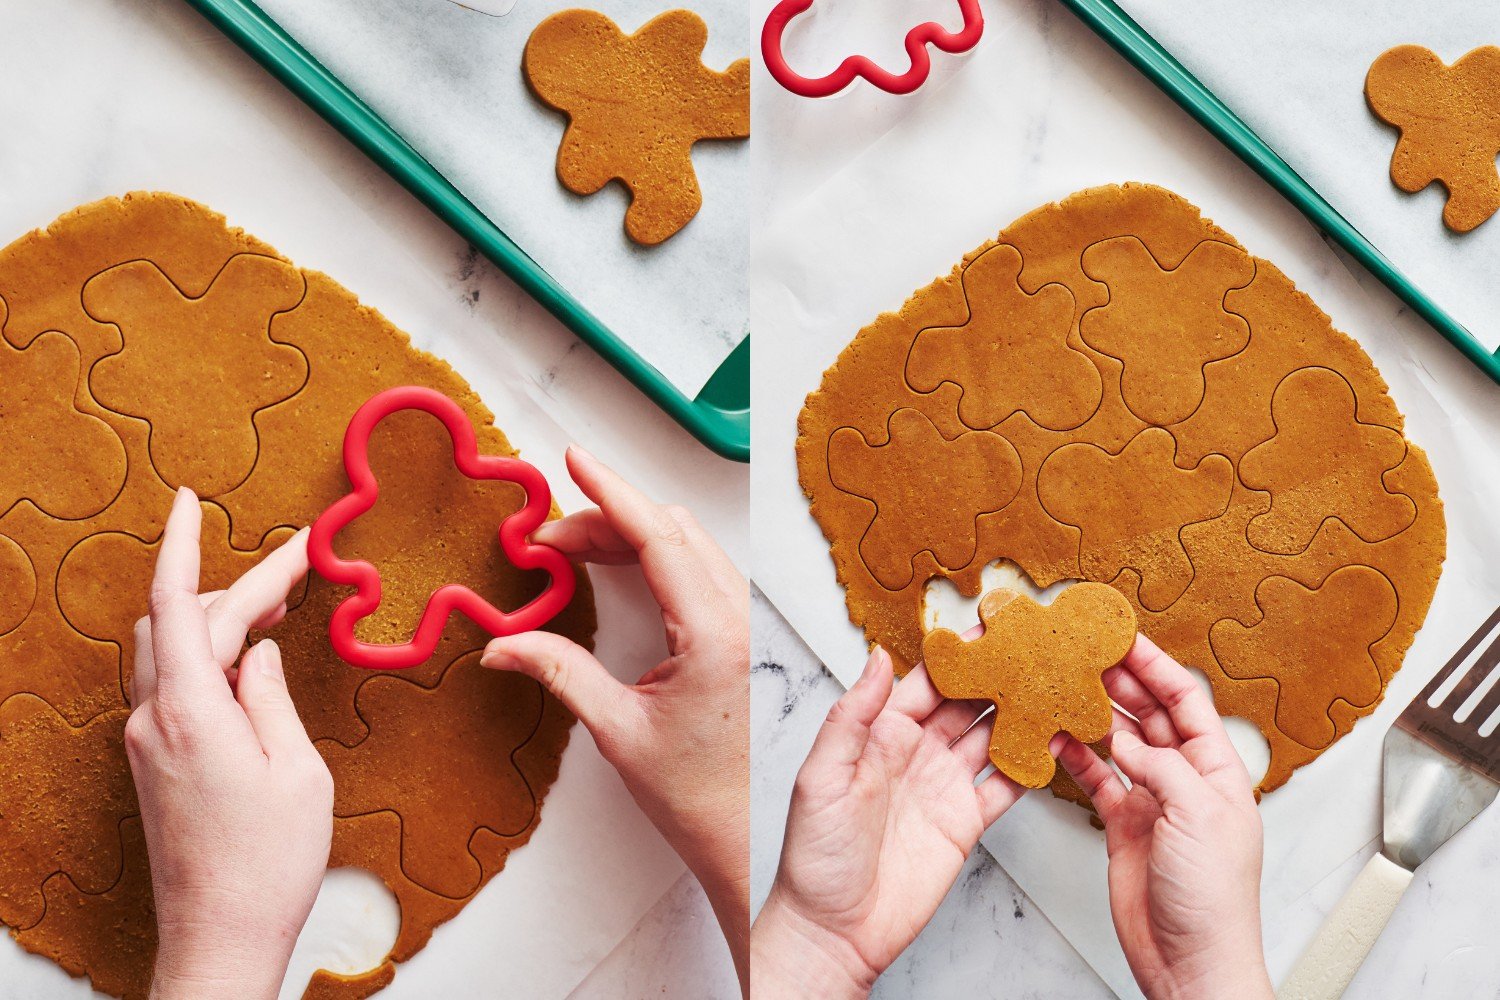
524 8 750 245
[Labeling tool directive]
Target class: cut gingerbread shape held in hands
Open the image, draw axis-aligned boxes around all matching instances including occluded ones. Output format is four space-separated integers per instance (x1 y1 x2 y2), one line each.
923 584 1138 789
1240 367 1415 556
1038 427 1233 612
1080 237 1254 426
827 407 1021 591
524 8 750 246
1366 45 1500 233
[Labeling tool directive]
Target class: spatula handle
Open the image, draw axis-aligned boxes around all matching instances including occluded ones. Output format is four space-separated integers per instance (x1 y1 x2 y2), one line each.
1277 852 1413 1000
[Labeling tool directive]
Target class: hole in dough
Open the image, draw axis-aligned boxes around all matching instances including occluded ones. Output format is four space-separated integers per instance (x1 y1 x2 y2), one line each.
279 867 400 1000
923 558 1080 633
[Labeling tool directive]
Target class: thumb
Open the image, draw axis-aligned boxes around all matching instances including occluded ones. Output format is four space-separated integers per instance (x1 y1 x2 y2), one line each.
482 631 634 745
236 639 316 758
803 647 894 780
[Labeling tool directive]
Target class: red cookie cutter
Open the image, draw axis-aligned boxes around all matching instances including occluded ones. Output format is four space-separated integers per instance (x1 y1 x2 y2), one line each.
761 0 984 98
308 385 576 670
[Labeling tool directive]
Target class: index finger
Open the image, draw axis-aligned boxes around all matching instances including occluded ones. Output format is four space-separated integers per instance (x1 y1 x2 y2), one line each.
203 528 309 667
1120 634 1228 746
562 446 726 632
146 489 221 700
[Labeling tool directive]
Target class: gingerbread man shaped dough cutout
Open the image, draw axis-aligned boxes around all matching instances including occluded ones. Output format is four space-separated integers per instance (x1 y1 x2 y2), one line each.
524 8 750 245
1366 44 1500 233
923 583 1137 788
826 407 1022 591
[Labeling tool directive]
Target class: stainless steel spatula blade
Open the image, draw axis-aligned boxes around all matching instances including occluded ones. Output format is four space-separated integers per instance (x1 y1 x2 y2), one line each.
1280 606 1500 1000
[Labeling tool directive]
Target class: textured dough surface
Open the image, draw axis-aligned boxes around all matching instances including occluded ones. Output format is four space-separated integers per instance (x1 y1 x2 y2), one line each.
524 8 750 246
923 584 1137 788
1366 44 1500 233
796 183 1445 795
0 193 597 998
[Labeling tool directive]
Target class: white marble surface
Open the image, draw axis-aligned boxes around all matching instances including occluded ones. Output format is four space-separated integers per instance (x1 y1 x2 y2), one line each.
0 0 744 996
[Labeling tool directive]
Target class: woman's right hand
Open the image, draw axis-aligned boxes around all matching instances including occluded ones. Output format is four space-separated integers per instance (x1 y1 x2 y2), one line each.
752 647 1024 999
1055 635 1273 1000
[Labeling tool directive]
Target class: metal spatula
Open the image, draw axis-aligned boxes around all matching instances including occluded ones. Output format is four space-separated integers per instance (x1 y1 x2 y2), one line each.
1279 606 1500 1000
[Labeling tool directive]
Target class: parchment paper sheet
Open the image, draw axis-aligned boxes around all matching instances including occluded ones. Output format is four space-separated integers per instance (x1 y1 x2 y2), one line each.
1116 0 1500 352
751 0 1500 994
256 0 752 397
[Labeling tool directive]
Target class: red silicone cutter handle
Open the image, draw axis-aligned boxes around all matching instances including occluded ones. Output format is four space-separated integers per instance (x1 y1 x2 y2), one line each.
761 0 984 98
307 385 576 670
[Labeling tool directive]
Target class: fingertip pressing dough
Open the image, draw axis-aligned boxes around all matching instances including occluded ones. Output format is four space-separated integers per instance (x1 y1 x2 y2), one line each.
1366 44 1500 233
798 183 1445 798
0 193 597 998
524 8 750 245
923 584 1137 788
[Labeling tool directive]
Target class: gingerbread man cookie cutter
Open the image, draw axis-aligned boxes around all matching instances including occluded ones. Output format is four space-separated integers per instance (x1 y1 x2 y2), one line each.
308 385 576 670
761 0 984 98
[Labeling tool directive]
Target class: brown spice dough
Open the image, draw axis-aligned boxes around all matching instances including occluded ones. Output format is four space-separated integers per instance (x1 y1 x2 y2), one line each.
797 183 1445 796
1366 44 1500 233
826 407 1022 591
524 8 750 246
923 585 1137 788
0 193 597 998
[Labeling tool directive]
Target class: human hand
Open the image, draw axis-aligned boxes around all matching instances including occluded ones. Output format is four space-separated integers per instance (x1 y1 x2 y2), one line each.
479 446 750 991
1055 635 1272 1000
752 646 1025 999
127 488 333 1000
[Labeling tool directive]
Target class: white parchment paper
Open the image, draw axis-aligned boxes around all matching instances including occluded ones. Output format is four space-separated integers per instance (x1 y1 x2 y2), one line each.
254 0 751 397
1116 0 1500 352
752 0 1500 995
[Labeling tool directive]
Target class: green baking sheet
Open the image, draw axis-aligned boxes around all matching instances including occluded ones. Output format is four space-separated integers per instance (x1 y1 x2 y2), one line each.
1057 0 1500 386
182 0 750 462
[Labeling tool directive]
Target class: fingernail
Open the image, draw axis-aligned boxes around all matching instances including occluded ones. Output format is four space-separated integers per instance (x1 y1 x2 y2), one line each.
860 646 888 684
480 648 517 671
255 639 282 678
568 443 598 465
1112 730 1140 752
1048 733 1068 756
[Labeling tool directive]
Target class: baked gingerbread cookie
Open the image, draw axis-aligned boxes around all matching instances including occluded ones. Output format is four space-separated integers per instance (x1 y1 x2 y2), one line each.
798 184 1445 798
0 193 597 999
923 584 1137 788
524 8 750 245
1366 44 1500 233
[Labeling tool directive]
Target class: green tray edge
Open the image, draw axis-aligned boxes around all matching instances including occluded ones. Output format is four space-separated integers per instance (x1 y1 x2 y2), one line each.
181 0 751 462
1058 0 1500 387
